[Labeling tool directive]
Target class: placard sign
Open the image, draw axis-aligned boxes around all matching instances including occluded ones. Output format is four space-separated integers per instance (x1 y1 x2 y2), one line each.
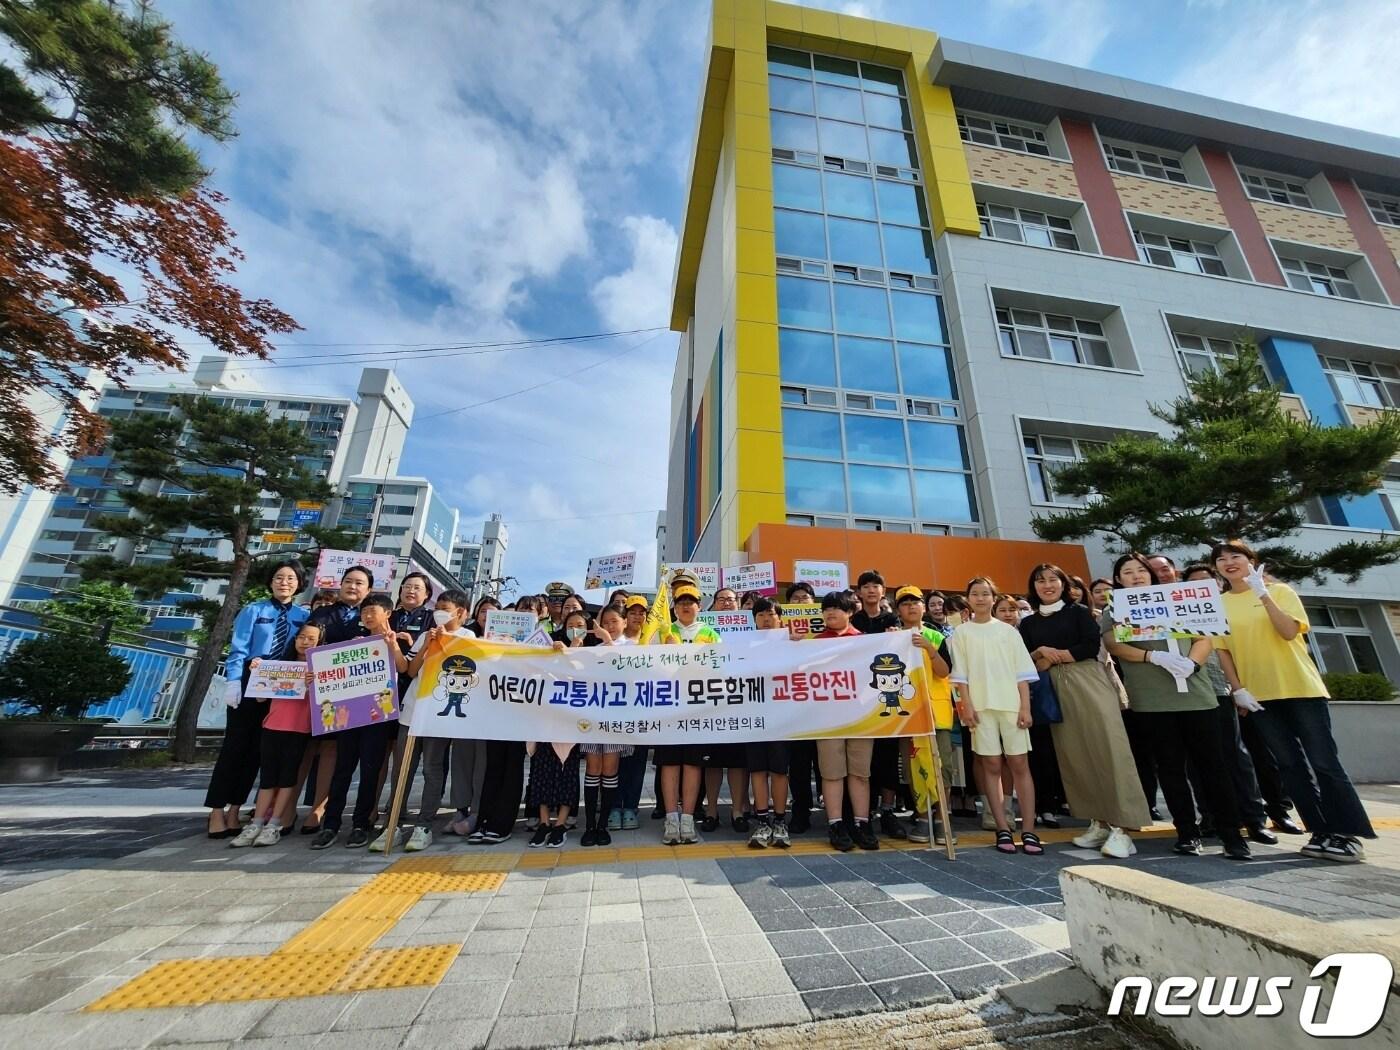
721 562 776 594
699 610 756 634
585 551 636 589
308 636 399 736
780 602 826 637
314 549 398 592
665 562 721 596
793 560 848 596
1111 580 1229 642
485 609 538 643
244 660 307 700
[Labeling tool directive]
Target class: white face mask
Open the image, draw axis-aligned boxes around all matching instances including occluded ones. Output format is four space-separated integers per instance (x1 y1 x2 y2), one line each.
432 610 454 628
567 627 586 641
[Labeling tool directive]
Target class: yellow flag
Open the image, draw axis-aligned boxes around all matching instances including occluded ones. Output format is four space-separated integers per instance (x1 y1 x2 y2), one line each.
640 569 671 644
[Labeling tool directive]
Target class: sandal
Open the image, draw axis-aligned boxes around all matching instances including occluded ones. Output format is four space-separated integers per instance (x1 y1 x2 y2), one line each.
1021 832 1044 856
995 830 1016 854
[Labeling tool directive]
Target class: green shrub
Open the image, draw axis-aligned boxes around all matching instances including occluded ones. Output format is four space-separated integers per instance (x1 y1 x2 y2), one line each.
1324 672 1397 702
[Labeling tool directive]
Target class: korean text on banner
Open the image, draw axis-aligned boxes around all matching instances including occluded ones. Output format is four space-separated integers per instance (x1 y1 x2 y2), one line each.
314 549 398 592
485 610 537 643
1111 580 1230 642
408 631 932 745
664 562 720 596
585 551 636 589
308 636 399 736
244 660 308 700
699 610 756 634
794 560 848 595
780 602 825 637
721 562 776 594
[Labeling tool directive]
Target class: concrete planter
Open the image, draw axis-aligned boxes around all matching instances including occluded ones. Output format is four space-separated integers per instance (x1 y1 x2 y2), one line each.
1330 700 1400 783
0 720 103 783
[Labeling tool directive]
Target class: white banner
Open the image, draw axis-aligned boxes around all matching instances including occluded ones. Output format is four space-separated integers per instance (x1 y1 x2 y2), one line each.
585 551 635 589
1111 580 1229 641
794 560 848 595
721 562 775 594
408 631 933 745
314 549 398 592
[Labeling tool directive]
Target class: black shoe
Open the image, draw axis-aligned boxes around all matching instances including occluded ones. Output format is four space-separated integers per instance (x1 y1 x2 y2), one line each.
1273 816 1306 835
1149 806 1163 822
547 826 566 848
528 825 550 848
580 827 599 847
1222 835 1252 860
1247 825 1278 845
1301 833 1329 857
345 828 369 848
828 819 854 852
1173 838 1203 856
300 823 322 836
879 809 908 840
788 814 810 835
1319 835 1365 863
700 815 719 833
732 812 751 834
651 804 665 819
853 820 880 851
309 828 337 850
594 827 612 846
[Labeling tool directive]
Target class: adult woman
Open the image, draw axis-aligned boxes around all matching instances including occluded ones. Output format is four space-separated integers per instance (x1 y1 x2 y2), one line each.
1212 541 1374 862
1089 579 1113 613
1066 576 1091 608
204 561 309 837
1019 563 1149 858
1102 553 1250 859
701 587 750 833
372 572 436 828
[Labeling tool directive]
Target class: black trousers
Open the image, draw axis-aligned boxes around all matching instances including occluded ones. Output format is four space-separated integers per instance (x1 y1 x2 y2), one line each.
1238 708 1295 820
869 738 900 802
1145 707 1242 840
478 740 526 836
788 741 817 821
203 696 263 810
1187 696 1268 828
1121 709 1159 809
1028 724 1066 812
323 722 394 832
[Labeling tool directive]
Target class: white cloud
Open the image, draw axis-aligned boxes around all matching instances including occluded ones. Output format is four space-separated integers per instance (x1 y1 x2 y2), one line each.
983 0 1117 68
591 215 679 331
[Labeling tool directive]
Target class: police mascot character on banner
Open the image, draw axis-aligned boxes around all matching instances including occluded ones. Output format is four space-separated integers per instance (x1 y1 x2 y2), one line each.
433 654 479 718
870 653 916 716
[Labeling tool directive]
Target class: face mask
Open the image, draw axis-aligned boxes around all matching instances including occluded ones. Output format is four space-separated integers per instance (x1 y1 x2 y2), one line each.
567 627 586 641
432 610 454 628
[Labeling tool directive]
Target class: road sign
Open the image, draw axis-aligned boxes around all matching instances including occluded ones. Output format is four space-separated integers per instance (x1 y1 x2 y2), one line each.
292 501 324 527
261 530 297 544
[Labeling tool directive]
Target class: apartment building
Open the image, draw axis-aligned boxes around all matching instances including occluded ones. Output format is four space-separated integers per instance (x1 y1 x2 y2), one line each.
450 514 510 604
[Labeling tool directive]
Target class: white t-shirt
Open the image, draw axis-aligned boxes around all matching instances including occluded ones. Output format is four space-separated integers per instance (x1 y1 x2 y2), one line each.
404 627 474 725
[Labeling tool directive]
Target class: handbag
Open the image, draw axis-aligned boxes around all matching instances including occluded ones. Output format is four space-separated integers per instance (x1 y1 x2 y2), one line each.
1029 669 1062 725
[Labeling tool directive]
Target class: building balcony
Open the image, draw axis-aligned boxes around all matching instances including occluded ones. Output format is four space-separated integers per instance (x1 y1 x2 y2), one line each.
1342 401 1390 427
1279 392 1309 423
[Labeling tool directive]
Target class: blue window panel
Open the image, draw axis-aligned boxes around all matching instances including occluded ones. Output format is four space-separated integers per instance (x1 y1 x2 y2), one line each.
816 84 864 122
770 75 815 114
838 336 898 393
869 128 919 168
876 180 928 227
769 46 811 78
782 408 842 458
915 470 977 523
813 54 861 88
849 465 913 517
818 119 868 161
771 111 819 152
862 64 904 96
844 414 907 465
908 421 967 470
780 329 836 386
883 225 937 274
898 342 956 399
775 209 827 259
891 291 946 342
778 276 832 330
786 458 846 513
833 283 891 336
827 217 882 268
863 92 911 130
823 171 877 219
774 163 823 211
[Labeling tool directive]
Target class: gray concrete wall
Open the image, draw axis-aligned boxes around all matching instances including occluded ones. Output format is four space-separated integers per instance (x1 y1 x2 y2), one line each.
1330 701 1400 783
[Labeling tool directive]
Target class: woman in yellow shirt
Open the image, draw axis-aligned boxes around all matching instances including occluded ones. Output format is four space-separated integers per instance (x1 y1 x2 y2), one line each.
1212 540 1374 863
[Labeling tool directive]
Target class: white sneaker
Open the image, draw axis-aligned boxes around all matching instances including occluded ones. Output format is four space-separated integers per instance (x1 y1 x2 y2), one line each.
1102 827 1136 859
979 801 997 831
406 826 432 852
229 824 262 848
368 826 404 853
679 813 701 844
661 814 681 845
252 824 282 847
1073 821 1110 849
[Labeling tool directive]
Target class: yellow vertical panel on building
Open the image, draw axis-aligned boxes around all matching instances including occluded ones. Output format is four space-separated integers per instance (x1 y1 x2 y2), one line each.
711 17 735 51
800 6 840 41
736 373 781 431
734 82 769 121
712 0 738 24
736 490 787 547
733 14 767 54
735 186 775 233
735 317 779 375
734 111 771 151
735 147 773 191
872 21 911 51
737 429 785 493
907 28 937 59
733 49 767 88
735 271 778 326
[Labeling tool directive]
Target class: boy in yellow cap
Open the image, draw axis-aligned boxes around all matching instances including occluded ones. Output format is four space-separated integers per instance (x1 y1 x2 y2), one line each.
655 583 721 844
894 585 955 845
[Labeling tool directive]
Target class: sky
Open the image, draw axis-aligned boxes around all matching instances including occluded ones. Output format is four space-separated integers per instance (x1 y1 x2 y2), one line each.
156 0 1400 596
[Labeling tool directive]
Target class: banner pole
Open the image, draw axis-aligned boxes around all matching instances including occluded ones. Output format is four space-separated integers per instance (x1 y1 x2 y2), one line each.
930 734 955 861
382 731 416 859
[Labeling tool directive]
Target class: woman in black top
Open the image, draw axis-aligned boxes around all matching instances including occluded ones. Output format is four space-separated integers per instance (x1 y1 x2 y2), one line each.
1018 563 1149 859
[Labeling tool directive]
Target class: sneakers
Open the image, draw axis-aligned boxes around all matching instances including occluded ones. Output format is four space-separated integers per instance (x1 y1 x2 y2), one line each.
679 814 701 844
1221 834 1252 861
1101 827 1136 859
748 820 773 849
253 824 282 847
828 819 854 852
546 826 566 848
979 801 997 831
934 827 957 847
528 825 550 848
1320 835 1365 863
622 810 640 831
310 828 337 850
907 824 931 844
345 828 370 848
879 809 909 840
1072 821 1110 849
405 826 432 853
1173 837 1204 856
229 824 262 848
1037 811 1061 830
607 810 622 831
661 814 681 845
770 819 791 849
1301 833 1329 857
580 827 599 847
466 829 487 845
852 820 879 851
369 826 404 853
594 827 612 846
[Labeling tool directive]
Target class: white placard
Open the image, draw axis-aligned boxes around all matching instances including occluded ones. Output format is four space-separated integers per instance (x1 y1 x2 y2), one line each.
314 549 398 592
1110 580 1229 641
664 562 721 596
585 551 635 589
721 562 776 594
794 560 849 596
484 609 537 643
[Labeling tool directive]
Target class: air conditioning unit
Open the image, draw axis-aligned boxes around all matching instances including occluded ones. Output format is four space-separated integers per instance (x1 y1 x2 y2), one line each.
76 497 90 505
96 539 116 551
134 542 150 553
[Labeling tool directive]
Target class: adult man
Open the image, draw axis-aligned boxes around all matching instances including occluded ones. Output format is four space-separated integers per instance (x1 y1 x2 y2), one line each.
925 591 951 634
1147 555 1179 584
540 581 574 635
850 570 904 839
702 587 750 832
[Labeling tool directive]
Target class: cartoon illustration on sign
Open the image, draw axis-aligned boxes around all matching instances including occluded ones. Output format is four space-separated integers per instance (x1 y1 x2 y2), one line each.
376 689 396 719
433 654 479 718
869 653 915 716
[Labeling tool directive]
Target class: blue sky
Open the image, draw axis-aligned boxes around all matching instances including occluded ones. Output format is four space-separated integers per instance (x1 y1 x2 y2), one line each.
159 0 1400 595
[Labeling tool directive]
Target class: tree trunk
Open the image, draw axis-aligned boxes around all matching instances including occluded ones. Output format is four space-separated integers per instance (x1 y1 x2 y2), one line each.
172 546 253 762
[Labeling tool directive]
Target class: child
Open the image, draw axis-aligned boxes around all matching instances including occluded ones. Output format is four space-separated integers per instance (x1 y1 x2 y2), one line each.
580 606 632 847
655 583 721 845
891 586 956 847
947 577 1042 855
230 621 324 847
746 597 791 849
608 595 651 831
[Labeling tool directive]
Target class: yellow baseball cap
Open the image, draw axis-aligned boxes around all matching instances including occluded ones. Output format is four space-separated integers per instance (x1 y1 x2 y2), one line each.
895 585 925 604
673 584 702 602
624 594 648 610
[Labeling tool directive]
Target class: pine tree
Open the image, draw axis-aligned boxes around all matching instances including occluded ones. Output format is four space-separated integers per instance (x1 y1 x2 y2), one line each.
1032 341 1400 582
39 579 148 644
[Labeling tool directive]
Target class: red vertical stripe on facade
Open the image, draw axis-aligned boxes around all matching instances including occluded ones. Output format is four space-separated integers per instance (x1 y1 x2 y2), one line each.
1198 149 1285 285
1330 176 1400 305
1059 119 1135 260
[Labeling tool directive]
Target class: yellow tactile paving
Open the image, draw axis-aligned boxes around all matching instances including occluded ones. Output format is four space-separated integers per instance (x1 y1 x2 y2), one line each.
333 944 459 992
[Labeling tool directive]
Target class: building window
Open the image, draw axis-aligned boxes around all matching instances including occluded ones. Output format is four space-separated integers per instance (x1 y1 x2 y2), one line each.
1022 432 1106 506
1172 333 1238 377
956 112 1050 156
1303 604 1383 675
1103 141 1187 184
996 308 1113 367
1279 255 1360 299
977 202 1079 250
1241 169 1312 208
1364 192 1400 227
1322 357 1400 409
1133 229 1226 276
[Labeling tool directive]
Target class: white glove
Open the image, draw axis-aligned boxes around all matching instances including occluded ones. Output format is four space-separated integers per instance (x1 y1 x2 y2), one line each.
1243 562 1269 599
1147 651 1196 678
223 680 242 710
1232 688 1264 713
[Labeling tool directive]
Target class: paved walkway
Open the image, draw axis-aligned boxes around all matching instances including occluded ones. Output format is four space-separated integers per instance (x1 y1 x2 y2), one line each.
0 769 1396 1048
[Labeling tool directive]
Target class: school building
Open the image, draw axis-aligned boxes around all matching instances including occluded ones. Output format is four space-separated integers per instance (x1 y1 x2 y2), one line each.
660 0 1400 684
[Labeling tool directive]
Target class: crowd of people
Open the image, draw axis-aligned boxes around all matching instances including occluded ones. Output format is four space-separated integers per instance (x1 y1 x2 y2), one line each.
202 539 1375 865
